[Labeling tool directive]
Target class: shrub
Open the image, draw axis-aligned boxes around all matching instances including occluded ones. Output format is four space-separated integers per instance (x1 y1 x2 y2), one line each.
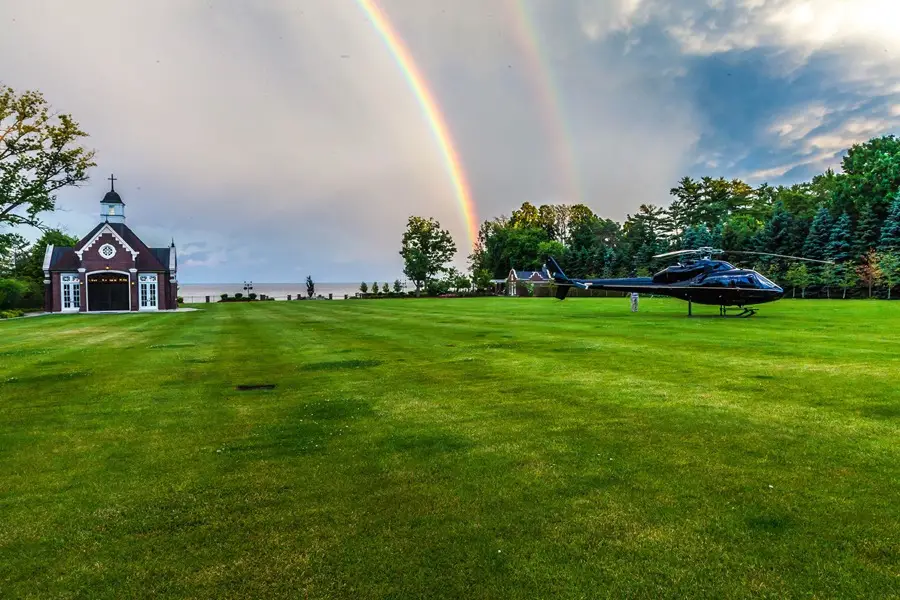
220 293 229 301
0 279 31 310
0 309 25 319
235 292 244 300
177 296 184 304
248 293 257 300
426 279 451 296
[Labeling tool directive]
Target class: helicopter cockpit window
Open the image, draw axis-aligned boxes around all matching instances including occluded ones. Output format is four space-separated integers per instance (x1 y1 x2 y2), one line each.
700 276 726 287
755 274 778 289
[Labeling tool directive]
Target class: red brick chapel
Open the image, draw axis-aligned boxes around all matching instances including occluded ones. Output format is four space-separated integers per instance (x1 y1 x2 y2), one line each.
43 175 178 313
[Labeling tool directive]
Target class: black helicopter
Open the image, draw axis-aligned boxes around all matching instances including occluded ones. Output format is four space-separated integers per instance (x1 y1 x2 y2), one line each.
547 247 833 317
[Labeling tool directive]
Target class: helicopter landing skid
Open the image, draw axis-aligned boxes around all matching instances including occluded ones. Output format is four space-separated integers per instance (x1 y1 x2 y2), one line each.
719 305 757 318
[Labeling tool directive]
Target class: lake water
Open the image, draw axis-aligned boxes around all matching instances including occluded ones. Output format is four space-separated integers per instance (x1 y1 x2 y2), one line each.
178 282 395 302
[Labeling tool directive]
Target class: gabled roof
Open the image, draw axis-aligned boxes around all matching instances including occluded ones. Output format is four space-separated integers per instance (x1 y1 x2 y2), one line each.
511 269 549 281
70 222 169 271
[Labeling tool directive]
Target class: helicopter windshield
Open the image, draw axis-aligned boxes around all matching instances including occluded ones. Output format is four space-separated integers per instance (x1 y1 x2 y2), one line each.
755 273 778 289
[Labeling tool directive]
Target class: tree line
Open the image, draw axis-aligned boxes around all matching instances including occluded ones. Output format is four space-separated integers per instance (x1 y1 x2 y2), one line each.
457 134 900 299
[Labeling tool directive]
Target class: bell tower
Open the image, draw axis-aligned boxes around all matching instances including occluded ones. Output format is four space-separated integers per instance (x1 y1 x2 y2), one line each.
100 174 126 223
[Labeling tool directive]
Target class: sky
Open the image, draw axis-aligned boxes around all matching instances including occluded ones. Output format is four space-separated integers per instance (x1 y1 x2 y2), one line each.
2 0 899 283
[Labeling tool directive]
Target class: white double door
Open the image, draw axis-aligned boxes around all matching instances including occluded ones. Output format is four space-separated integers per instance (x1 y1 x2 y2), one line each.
139 274 158 310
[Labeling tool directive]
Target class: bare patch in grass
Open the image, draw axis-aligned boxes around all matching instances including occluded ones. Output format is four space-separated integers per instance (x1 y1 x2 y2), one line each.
300 359 382 371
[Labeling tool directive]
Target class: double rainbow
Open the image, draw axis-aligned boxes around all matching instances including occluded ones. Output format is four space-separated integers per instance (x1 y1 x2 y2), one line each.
356 0 479 248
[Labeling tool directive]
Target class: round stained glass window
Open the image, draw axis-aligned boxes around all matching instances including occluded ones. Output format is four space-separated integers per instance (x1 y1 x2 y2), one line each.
99 243 116 259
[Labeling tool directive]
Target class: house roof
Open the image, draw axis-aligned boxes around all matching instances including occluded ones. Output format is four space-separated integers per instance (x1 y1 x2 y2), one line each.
149 247 171 269
48 247 79 270
50 222 170 271
512 269 549 281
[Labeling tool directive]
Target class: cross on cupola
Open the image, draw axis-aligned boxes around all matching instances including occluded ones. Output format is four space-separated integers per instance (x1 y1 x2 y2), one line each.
100 173 126 223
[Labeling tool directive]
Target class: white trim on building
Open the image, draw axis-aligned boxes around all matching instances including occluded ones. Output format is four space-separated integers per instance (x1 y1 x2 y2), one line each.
75 224 139 261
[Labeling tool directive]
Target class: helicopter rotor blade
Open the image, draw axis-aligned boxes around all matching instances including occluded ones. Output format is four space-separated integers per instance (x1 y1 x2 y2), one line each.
723 250 835 264
652 249 701 259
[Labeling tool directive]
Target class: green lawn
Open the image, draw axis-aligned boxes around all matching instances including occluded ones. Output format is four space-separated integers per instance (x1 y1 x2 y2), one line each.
1 298 898 599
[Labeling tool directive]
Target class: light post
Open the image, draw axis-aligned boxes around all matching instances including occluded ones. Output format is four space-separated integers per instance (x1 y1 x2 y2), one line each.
243 281 253 298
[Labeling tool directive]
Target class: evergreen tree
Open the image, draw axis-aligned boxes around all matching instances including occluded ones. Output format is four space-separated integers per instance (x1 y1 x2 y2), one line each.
855 202 881 255
802 206 832 261
826 212 853 263
758 201 794 255
878 193 900 251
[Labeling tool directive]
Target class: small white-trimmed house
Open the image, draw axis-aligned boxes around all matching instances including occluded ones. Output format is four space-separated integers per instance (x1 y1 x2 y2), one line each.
43 175 178 313
491 265 551 296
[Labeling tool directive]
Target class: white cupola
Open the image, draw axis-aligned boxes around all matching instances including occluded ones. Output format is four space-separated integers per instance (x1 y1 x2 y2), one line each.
100 173 126 224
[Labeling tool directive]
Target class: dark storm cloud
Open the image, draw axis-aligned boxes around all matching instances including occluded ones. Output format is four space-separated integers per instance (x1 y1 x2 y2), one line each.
1 0 897 282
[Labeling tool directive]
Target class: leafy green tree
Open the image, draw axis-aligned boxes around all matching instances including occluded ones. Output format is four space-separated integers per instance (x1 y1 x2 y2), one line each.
372 282 379 295
473 269 492 292
1 85 96 230
784 263 811 298
826 212 853 263
837 265 858 299
359 281 368 294
876 251 900 299
832 135 900 218
399 216 457 297
306 275 315 298
393 279 403 294
509 202 541 229
818 263 839 299
0 232 29 277
878 194 900 251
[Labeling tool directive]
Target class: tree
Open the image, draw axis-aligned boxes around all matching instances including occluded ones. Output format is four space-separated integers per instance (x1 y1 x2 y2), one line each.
372 282 379 295
856 250 881 298
819 263 839 299
876 251 900 299
381 282 389 294
0 232 29 277
1 85 96 229
826 212 853 263
855 202 881 255
784 263 811 298
306 275 315 298
473 269 492 292
399 216 457 297
837 265 858 299
393 279 402 294
878 193 900 251
802 206 833 261
359 281 368 294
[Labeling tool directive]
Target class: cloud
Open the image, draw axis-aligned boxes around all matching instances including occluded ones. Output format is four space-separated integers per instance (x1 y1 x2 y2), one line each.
1 0 897 282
